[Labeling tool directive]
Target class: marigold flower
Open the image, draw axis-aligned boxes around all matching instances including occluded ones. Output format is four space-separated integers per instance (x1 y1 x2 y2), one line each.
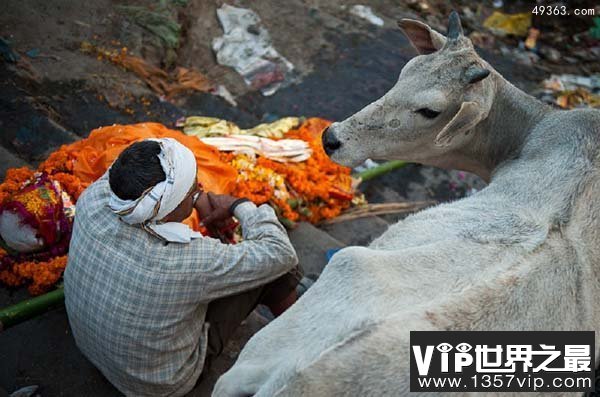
221 118 354 224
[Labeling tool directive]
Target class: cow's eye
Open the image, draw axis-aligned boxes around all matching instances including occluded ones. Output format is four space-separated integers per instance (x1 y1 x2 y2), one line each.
416 108 441 119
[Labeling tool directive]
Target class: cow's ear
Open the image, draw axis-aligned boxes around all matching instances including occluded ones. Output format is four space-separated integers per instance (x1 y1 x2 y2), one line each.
398 19 447 54
435 102 484 147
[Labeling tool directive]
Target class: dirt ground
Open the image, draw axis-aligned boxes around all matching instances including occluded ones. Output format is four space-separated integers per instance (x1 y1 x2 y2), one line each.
1 0 599 395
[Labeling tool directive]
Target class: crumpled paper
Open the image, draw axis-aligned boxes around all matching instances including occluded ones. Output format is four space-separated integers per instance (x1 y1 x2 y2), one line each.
349 5 384 27
212 4 295 96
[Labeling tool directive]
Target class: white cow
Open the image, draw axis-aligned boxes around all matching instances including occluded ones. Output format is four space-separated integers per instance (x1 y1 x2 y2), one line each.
214 12 600 396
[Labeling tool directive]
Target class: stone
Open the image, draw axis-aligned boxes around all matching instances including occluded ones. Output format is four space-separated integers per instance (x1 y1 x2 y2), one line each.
288 222 345 276
320 216 389 247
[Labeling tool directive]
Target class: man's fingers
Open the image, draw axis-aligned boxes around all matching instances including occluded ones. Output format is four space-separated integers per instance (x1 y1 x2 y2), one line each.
199 193 238 227
207 192 218 209
202 211 220 225
202 213 216 225
202 208 228 226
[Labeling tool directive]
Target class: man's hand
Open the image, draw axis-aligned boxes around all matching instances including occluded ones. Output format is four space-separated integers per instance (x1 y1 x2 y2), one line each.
194 192 238 227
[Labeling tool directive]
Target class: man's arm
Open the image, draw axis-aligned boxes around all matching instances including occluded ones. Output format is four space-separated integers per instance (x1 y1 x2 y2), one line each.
171 200 298 301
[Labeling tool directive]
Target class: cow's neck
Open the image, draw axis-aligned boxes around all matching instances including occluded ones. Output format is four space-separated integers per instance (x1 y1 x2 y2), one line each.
432 74 551 183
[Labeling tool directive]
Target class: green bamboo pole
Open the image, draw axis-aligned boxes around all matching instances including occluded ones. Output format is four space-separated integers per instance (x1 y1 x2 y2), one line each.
354 160 407 182
0 287 64 331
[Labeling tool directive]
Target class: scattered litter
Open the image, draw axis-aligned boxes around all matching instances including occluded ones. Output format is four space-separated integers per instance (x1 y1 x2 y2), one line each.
524 28 539 50
483 11 531 37
212 4 295 96
544 74 600 91
81 42 213 98
541 74 600 109
349 5 384 27
555 89 600 109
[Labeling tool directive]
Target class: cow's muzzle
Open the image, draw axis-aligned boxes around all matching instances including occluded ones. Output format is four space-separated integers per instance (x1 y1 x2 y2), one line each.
322 127 342 156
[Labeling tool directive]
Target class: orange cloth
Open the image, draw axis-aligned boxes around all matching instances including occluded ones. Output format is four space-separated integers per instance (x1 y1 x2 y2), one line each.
40 122 237 230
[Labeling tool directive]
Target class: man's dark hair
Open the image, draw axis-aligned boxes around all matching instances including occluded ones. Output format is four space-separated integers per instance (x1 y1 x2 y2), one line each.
109 140 166 200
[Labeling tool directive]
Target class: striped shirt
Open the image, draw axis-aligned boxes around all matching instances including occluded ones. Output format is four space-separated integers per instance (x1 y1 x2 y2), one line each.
64 175 298 396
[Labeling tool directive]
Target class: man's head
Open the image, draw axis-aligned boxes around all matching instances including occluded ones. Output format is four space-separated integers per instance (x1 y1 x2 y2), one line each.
322 12 495 168
109 140 166 200
109 140 199 223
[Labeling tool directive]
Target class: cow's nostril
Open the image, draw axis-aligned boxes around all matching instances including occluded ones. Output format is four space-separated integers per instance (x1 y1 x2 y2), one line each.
322 127 342 155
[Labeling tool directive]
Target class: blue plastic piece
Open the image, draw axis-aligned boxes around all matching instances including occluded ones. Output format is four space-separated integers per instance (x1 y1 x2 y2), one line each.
326 248 341 261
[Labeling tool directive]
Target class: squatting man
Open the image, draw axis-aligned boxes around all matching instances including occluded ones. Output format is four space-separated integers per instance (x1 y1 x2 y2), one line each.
64 138 305 396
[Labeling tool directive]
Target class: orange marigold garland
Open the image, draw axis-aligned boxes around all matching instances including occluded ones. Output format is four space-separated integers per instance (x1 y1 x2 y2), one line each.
50 172 85 200
0 167 35 204
220 118 356 224
0 246 25 287
39 148 74 174
11 256 68 295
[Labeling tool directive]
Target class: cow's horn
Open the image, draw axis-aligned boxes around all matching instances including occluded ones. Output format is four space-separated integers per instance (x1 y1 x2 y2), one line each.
447 11 463 40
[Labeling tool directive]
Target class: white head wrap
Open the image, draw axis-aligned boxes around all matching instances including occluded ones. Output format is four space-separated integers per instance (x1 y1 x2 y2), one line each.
108 138 202 243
